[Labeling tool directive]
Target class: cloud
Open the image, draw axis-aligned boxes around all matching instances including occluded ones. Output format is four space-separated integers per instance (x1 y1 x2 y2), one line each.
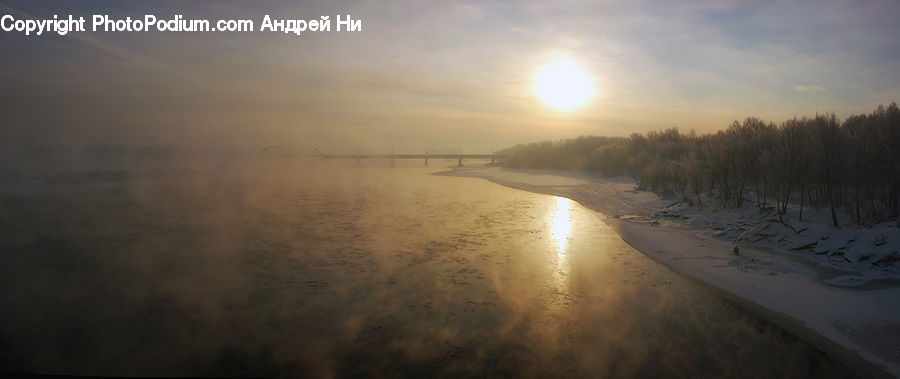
793 84 827 92
2 0 898 150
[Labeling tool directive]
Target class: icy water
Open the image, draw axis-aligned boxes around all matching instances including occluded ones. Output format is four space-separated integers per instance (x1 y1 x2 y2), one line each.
0 161 855 377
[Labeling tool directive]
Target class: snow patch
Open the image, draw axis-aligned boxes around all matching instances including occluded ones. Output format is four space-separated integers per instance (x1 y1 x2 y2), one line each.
443 166 900 377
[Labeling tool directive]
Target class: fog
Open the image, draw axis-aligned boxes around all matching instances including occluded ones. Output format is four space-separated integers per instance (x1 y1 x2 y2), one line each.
3 0 898 375
0 154 852 376
4 0 900 155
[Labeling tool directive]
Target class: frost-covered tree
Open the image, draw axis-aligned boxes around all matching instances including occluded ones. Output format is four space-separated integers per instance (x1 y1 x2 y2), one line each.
498 103 900 225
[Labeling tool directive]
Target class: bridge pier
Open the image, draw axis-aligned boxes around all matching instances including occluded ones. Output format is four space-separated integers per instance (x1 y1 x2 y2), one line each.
425 157 429 166
457 157 463 167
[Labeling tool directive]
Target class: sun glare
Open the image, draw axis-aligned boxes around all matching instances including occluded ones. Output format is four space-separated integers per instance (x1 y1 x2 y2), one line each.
533 56 596 111
550 197 573 255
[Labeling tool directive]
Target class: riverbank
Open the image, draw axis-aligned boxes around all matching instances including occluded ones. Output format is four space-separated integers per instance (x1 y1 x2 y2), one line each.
439 166 900 378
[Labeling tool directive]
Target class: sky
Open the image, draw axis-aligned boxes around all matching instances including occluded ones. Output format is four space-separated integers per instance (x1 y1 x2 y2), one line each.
1 0 899 153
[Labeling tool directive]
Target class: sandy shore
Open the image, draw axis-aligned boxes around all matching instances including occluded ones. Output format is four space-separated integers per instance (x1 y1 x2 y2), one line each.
440 166 900 378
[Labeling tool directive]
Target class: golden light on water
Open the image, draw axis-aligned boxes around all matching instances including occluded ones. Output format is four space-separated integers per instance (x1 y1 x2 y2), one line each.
550 197 573 256
548 196 574 292
533 56 596 111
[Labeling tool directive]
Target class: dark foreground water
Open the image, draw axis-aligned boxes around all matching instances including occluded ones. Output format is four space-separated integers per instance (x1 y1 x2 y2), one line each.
0 161 856 377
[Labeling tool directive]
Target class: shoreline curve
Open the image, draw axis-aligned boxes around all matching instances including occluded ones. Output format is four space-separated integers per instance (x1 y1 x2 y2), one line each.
437 166 898 378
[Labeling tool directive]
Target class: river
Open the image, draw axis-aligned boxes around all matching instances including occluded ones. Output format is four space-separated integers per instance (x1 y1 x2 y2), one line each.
0 160 855 377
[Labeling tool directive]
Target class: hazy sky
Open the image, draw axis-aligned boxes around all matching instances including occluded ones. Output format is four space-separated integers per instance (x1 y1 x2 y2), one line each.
1 0 899 153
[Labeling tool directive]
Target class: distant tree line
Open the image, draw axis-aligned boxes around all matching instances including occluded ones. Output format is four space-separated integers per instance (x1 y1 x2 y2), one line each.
499 103 900 226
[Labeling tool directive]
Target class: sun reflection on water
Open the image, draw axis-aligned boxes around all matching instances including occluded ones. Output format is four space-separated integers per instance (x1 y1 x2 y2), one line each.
551 197 573 256
547 196 574 293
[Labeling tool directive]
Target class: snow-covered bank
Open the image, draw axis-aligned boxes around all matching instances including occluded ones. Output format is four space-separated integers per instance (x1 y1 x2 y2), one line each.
439 166 900 378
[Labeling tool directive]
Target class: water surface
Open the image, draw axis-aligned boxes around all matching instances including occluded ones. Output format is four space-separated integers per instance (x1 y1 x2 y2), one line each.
0 161 854 377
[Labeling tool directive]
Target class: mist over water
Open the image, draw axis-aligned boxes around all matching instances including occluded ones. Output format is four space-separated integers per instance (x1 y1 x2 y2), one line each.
0 157 854 377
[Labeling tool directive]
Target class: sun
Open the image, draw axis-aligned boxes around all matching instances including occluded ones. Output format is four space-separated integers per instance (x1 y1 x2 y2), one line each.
533 56 596 111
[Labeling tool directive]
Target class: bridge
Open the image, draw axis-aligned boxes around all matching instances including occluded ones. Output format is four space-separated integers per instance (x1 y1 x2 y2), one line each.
321 153 500 166
259 145 503 166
